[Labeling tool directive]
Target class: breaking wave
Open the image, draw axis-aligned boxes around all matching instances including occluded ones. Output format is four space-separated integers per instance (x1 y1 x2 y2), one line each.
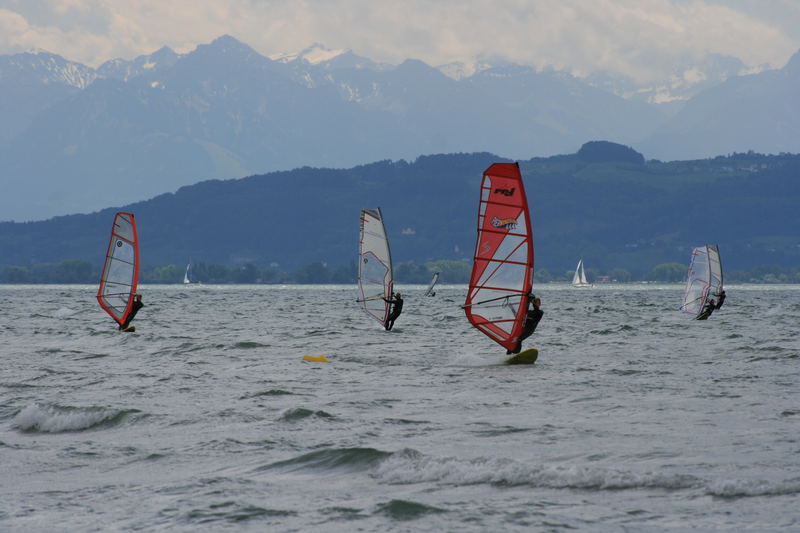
257 447 392 473
373 449 701 491
706 478 800 498
11 403 142 433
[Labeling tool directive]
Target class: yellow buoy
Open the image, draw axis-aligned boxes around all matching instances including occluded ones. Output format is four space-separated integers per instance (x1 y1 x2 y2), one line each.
302 355 330 363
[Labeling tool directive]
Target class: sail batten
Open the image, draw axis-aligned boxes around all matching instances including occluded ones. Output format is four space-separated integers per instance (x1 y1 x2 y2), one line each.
464 163 534 352
358 208 393 325
97 212 139 326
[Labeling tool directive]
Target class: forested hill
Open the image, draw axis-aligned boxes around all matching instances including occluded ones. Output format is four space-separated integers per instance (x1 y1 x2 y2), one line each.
1 143 798 275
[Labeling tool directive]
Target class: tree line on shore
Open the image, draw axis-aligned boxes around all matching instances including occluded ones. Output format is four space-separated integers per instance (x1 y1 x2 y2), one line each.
2 259 800 285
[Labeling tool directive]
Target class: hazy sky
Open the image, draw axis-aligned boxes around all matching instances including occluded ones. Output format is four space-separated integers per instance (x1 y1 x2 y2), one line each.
1 0 798 82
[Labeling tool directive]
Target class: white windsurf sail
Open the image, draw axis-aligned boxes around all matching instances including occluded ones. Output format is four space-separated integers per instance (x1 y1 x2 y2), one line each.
680 245 723 318
424 271 440 296
183 263 191 284
358 208 393 325
464 163 535 353
97 212 140 326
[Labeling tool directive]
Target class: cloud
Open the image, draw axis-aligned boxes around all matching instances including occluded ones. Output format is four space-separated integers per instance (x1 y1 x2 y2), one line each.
0 0 797 82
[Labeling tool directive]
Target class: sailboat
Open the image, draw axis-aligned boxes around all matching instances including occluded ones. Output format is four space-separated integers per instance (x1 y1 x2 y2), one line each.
463 163 536 358
183 262 199 284
97 212 140 328
424 271 440 297
680 245 724 319
571 259 592 287
357 208 393 327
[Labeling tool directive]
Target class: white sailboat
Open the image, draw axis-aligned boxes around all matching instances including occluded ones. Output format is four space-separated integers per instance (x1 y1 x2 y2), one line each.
571 259 592 287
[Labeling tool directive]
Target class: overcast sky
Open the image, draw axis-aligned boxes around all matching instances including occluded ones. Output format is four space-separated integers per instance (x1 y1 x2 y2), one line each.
1 0 798 82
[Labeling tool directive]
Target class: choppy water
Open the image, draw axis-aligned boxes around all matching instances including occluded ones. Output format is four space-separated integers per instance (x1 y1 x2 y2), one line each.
1 284 799 532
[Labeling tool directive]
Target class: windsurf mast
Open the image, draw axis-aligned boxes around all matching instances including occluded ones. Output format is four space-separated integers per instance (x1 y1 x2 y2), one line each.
464 163 534 352
358 208 393 326
97 212 140 326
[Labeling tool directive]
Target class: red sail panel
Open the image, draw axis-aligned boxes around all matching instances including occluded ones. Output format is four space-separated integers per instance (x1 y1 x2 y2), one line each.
97 212 140 326
464 163 534 352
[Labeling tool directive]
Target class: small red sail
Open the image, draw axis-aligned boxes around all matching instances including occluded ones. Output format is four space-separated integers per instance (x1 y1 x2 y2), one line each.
464 163 534 352
97 212 140 326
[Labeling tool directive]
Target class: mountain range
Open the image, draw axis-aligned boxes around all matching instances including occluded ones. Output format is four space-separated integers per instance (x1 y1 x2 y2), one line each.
1 143 798 275
1 36 798 222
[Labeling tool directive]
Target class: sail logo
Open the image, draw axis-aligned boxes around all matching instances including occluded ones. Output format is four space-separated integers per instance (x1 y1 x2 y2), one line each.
491 216 517 230
493 187 515 196
116 240 123 247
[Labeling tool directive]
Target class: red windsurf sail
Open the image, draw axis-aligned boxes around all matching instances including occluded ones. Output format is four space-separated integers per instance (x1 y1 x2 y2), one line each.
97 212 140 326
464 163 534 352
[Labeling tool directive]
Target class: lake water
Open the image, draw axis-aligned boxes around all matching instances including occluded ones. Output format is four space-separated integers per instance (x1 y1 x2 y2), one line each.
1 284 799 532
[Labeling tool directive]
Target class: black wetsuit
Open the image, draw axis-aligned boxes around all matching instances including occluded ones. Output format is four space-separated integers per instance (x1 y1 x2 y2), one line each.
696 300 715 321
715 291 726 309
384 296 403 331
508 305 544 354
119 300 144 330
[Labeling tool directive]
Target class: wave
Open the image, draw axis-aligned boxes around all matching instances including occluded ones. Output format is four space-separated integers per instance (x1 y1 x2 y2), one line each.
375 499 446 521
239 389 298 399
278 408 334 422
257 447 392 474
707 478 800 498
231 341 269 349
11 403 142 433
184 502 295 524
373 449 700 491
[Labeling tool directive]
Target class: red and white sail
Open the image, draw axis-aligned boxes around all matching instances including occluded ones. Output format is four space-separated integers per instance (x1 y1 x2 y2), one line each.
97 212 140 326
464 163 534 352
358 208 393 325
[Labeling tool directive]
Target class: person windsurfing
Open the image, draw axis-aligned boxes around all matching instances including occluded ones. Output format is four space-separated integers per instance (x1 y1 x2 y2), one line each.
383 292 403 331
507 294 543 355
714 289 726 309
696 297 716 320
119 294 143 331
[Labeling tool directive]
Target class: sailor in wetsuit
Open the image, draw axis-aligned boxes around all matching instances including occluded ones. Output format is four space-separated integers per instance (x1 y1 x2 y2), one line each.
383 292 403 331
714 289 726 309
119 294 144 331
696 297 716 321
507 294 543 355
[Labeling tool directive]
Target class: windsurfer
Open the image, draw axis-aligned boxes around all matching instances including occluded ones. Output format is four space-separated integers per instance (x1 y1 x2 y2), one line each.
119 294 143 331
507 295 543 354
383 292 403 331
697 298 716 320
714 289 726 309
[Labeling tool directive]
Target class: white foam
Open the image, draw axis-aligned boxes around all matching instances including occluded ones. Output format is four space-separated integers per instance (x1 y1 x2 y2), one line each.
53 307 76 318
708 478 800 498
12 403 118 433
374 450 698 491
